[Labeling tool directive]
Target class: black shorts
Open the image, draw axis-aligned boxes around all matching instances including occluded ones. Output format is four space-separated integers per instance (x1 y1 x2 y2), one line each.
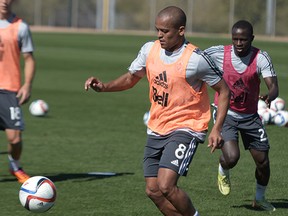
222 114 269 151
0 90 24 131
143 131 200 177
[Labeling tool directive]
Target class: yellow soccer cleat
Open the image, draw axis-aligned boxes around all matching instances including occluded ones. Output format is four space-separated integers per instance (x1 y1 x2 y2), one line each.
217 171 231 196
252 198 276 211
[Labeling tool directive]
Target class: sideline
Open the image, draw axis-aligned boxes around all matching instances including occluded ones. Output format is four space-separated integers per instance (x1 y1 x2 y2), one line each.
31 26 288 43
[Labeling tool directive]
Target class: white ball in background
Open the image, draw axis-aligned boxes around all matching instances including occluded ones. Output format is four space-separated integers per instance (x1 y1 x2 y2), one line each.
261 109 272 124
268 108 277 124
274 110 288 127
29 100 49 117
258 99 268 110
143 111 150 126
257 108 267 117
270 97 285 112
258 108 276 125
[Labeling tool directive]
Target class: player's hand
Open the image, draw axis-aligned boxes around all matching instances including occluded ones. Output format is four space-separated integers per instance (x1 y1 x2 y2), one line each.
16 84 31 105
84 77 104 92
259 94 270 108
207 128 224 153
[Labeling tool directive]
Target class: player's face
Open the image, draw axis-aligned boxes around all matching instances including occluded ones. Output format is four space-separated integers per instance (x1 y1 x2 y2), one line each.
155 16 185 52
232 28 254 57
0 0 13 17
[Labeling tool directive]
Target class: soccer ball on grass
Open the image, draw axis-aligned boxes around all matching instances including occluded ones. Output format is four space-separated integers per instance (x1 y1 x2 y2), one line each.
258 108 276 125
270 97 285 112
257 99 268 110
19 176 57 213
143 111 150 126
29 100 49 117
274 110 288 127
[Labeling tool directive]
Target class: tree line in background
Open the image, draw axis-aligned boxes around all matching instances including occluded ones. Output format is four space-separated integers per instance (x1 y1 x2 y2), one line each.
13 0 288 36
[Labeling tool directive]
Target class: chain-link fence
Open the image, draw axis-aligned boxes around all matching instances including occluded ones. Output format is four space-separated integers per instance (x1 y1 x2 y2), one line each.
13 0 288 37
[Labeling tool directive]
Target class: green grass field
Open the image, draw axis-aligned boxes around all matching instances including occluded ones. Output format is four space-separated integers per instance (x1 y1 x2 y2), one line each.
0 32 287 215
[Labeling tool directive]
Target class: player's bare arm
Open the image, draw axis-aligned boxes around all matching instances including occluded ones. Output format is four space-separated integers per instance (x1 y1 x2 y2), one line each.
85 72 142 92
208 79 230 153
259 76 279 107
17 52 35 105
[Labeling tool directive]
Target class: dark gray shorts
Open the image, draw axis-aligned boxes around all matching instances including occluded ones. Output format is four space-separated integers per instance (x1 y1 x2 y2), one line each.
143 131 199 177
222 114 269 151
0 90 24 131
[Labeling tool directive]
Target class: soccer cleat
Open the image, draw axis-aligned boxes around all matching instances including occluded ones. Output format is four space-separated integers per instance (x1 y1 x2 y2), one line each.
252 198 276 211
10 168 30 184
217 170 231 195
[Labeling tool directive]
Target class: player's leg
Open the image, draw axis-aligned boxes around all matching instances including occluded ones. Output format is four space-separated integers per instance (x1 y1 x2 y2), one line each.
250 149 270 187
6 129 22 162
250 149 275 211
6 129 30 183
157 168 196 216
144 132 199 215
219 140 240 170
218 140 240 196
143 134 181 215
218 115 240 195
5 129 22 163
158 132 199 215
1 91 30 183
145 176 182 215
144 143 182 215
240 114 275 211
250 148 275 211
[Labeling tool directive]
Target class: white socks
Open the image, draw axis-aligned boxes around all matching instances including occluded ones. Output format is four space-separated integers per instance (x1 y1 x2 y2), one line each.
219 163 229 176
194 210 200 216
8 154 20 171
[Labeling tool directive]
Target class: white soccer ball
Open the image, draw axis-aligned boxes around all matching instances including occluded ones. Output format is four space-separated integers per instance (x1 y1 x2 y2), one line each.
29 100 49 117
268 109 277 124
258 99 268 110
19 176 57 213
258 108 276 124
274 110 288 127
270 97 285 112
143 111 150 126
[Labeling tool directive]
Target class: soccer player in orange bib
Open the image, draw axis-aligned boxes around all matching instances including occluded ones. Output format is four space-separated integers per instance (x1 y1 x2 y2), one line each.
0 0 35 183
85 6 230 215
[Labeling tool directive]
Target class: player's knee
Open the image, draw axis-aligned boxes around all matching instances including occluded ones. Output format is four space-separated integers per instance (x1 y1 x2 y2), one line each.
224 154 239 168
7 136 21 145
257 158 270 170
6 130 22 144
157 182 174 198
145 185 160 199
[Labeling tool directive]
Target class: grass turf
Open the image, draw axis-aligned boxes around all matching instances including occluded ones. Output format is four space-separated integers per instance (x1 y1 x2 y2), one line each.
0 32 287 215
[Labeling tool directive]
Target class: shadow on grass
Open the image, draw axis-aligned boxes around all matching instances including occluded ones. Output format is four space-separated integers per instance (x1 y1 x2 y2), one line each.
231 198 288 210
0 172 134 183
46 172 134 182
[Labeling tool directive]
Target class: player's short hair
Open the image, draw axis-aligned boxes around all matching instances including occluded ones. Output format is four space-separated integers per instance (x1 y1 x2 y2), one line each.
232 20 253 35
158 6 186 29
